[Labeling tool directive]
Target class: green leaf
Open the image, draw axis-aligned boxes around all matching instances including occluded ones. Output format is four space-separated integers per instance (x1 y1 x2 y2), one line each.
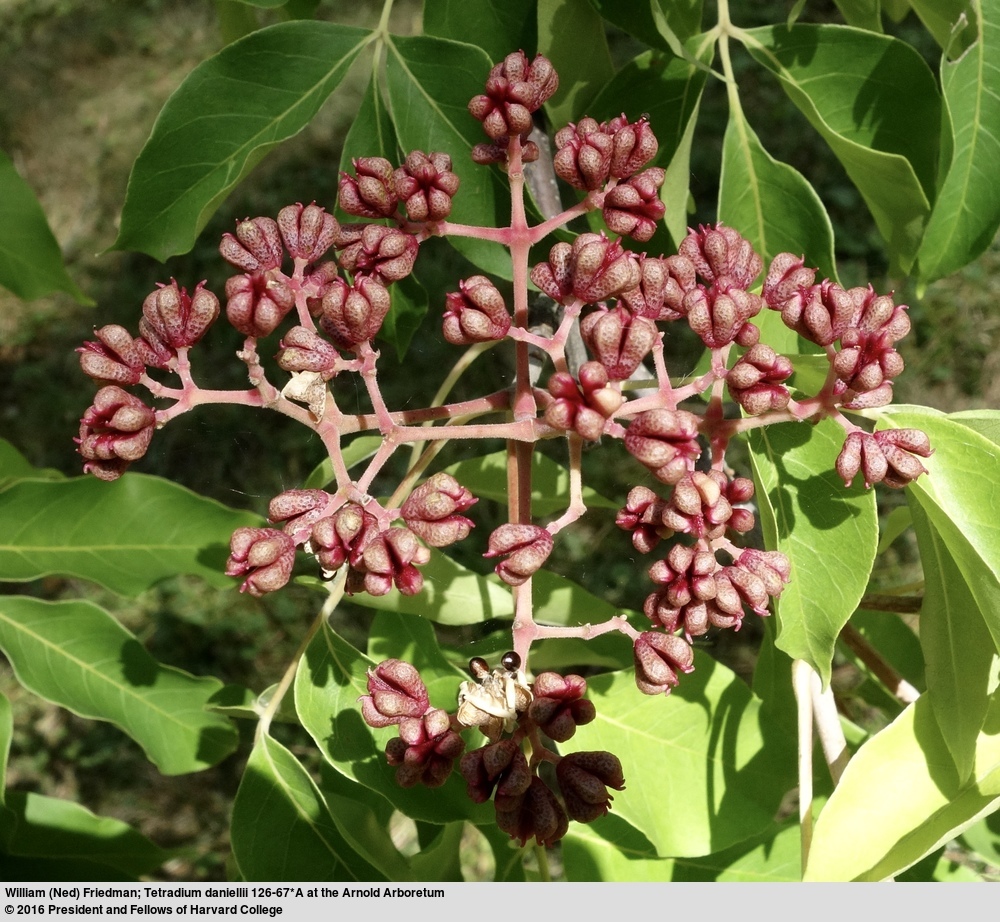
740 24 940 272
0 691 11 801
337 72 398 210
0 473 261 594
747 418 878 684
341 548 513 625
0 150 90 303
384 34 510 278
0 438 64 490
538 0 614 126
423 0 537 64
877 504 913 555
586 0 703 50
949 407 1000 446
909 0 979 54
408 820 466 881
719 104 837 279
879 408 1000 652
562 815 666 881
303 434 383 489
960 808 1000 866
578 653 797 858
446 449 619 514
231 732 384 881
383 272 428 360
294 622 491 825
2 791 170 877
916 0 1000 282
805 691 1000 880
0 597 237 774
832 0 882 31
114 22 371 260
910 500 997 780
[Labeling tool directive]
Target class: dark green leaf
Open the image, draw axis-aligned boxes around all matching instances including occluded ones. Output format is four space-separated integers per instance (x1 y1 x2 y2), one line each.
831 0 882 31
384 34 510 277
538 0 614 126
423 0 537 64
383 272 428 360
337 73 398 209
114 22 371 260
719 105 837 279
0 473 261 595
0 150 90 303
586 0 703 49
0 597 237 774
231 732 385 881
748 418 878 683
916 0 1000 282
0 438 64 491
2 792 170 877
740 24 940 272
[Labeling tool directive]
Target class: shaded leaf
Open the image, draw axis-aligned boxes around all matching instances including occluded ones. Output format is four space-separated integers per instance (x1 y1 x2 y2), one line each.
0 597 237 774
748 417 878 684
832 0 882 31
719 104 837 279
740 24 940 272
383 272 428 360
805 691 1000 880
384 34 510 278
2 791 170 877
231 732 384 881
337 72 398 215
0 473 261 595
423 0 537 64
0 150 90 303
916 0 1000 281
909 0 979 55
0 438 64 490
114 22 371 260
586 0 703 50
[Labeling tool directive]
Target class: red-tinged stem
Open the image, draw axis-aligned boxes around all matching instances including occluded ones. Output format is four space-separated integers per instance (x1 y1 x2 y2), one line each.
546 434 586 535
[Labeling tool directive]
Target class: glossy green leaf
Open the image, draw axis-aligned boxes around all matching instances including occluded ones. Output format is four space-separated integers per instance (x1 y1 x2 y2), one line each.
340 548 513 625
586 0 703 50
0 150 90 303
719 105 837 279
910 500 997 780
748 418 878 684
423 0 537 64
337 72 398 214
949 407 1000 446
832 0 882 31
879 408 1000 652
0 473 261 594
231 732 384 881
114 22 371 260
538 0 614 126
805 691 1000 880
294 622 491 825
877 504 913 555
740 24 940 272
960 808 1000 866
384 34 510 278
909 0 979 55
2 791 170 876
446 449 619 514
383 272 428 360
916 0 1000 282
0 438 63 490
578 652 797 858
0 597 237 774
562 816 667 881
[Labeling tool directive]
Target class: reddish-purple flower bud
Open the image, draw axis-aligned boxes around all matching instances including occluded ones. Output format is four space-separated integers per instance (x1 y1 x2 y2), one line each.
219 217 284 273
401 472 478 548
225 272 296 338
77 324 145 385
276 326 340 378
277 202 339 263
268 489 332 540
309 503 378 574
140 280 220 350
556 750 625 823
833 326 905 402
336 224 418 284
762 252 817 312
837 429 931 489
734 548 791 600
609 116 659 178
77 386 156 481
773 278 857 347
553 118 614 190
469 52 558 141
602 167 665 242
359 659 430 729
442 275 511 344
633 631 695 695
659 470 736 540
339 157 398 219
385 708 465 788
624 409 702 484
530 242 575 304
527 673 595 743
544 361 623 441
225 527 296 597
679 224 762 290
616 485 668 554
393 151 460 222
570 233 641 303
459 739 532 804
484 524 553 587
358 527 431 597
683 285 763 349
494 776 568 847
580 305 657 381
727 343 793 415
319 276 392 350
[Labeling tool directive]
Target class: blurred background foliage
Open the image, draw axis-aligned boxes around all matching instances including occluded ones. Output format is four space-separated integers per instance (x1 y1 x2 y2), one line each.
1 0 998 879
